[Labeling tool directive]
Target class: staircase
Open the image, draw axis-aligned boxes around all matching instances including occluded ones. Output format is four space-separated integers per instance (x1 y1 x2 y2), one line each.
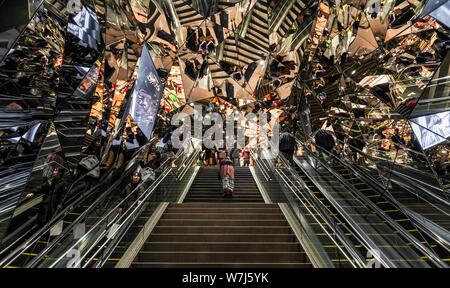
131 202 312 268
130 166 313 267
184 167 264 202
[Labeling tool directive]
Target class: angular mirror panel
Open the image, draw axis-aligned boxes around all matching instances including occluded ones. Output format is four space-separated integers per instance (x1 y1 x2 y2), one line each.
55 61 101 171
409 50 450 118
124 43 163 140
0 0 44 61
0 2 66 112
0 121 48 243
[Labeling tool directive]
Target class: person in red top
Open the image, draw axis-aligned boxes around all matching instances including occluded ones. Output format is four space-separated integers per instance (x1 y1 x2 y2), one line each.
219 158 235 197
241 147 250 167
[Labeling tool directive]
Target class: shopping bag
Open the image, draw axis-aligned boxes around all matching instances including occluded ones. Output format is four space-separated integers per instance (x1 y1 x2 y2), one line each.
79 155 99 170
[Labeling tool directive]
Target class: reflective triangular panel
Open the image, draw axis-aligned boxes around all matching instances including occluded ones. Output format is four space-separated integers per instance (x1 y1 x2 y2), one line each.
54 60 101 171
0 2 67 112
125 43 163 139
409 50 450 118
0 0 44 61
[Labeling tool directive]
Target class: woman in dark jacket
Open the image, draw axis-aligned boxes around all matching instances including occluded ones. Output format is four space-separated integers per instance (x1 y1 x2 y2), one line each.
119 171 144 215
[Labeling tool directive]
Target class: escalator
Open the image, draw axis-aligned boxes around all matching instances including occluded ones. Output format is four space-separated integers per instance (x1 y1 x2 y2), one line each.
20 144 202 268
287 162 369 265
291 149 439 267
327 155 450 265
0 168 139 268
330 160 450 264
0 140 167 268
327 137 450 263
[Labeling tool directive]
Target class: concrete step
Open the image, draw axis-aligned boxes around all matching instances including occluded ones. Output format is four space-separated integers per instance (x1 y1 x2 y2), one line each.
153 226 292 234
131 201 312 268
183 198 264 202
131 262 313 268
185 194 262 198
158 219 288 226
143 242 303 252
161 213 285 220
147 233 296 242
169 203 278 208
136 251 308 263
165 207 282 214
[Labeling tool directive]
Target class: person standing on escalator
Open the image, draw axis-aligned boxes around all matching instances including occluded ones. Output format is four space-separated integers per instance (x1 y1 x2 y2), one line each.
279 128 296 164
118 171 144 215
25 167 67 224
314 129 336 164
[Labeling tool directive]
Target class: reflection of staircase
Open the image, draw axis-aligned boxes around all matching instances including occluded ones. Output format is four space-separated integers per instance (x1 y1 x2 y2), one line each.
306 93 326 131
216 0 242 12
222 37 265 67
221 1 269 67
243 1 270 53
395 101 411 118
173 0 205 26
277 0 305 38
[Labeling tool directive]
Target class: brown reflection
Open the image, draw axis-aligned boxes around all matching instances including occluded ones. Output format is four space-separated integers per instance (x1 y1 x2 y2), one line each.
0 3 66 111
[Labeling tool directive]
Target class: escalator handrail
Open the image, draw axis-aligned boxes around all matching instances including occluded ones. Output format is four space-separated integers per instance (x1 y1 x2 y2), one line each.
330 143 450 257
297 138 446 267
23 145 186 268
46 147 200 268
311 128 448 198
302 139 448 267
251 149 366 268
294 147 403 267
0 136 158 265
88 148 201 268
0 169 112 266
331 136 450 206
82 166 175 268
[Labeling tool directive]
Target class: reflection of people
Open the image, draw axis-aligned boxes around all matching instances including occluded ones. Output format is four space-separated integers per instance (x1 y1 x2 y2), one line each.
133 88 158 133
391 128 405 150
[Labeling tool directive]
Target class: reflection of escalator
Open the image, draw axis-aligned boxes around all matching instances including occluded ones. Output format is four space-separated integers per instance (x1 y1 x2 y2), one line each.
293 155 433 267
